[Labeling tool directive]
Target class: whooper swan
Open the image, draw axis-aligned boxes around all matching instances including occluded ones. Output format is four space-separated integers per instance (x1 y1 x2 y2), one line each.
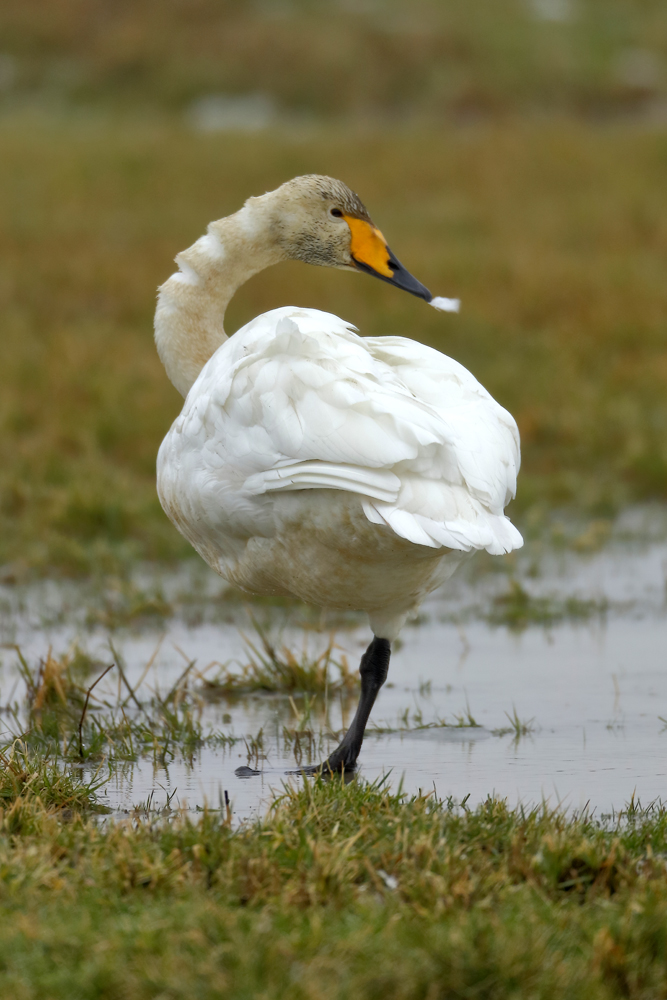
154 175 522 774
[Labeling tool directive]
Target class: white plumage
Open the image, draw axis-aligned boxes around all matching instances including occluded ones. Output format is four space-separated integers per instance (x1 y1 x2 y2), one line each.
158 304 521 637
154 174 522 771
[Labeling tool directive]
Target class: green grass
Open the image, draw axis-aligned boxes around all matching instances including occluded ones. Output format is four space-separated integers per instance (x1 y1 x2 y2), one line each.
486 579 608 630
205 620 357 696
371 702 481 734
492 706 538 738
0 739 108 813
9 646 215 763
1 777 667 996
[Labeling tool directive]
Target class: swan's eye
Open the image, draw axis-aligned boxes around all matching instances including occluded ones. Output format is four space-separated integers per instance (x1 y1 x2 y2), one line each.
330 208 343 218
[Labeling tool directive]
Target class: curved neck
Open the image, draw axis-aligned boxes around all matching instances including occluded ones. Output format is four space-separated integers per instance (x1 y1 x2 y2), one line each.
154 201 284 397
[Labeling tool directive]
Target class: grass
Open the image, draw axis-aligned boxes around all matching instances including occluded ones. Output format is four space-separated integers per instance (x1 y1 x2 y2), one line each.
1 0 666 121
371 703 481 734
7 636 357 768
0 739 108 813
0 777 667 995
1 113 667 577
205 620 357 695
7 646 217 763
486 579 608 630
84 579 173 629
492 706 538 738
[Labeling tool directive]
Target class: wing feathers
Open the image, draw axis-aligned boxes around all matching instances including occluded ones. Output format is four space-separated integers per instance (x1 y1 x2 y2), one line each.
179 307 522 557
246 461 400 503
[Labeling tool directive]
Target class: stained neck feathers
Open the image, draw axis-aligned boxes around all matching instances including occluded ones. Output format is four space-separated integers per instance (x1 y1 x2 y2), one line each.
154 201 284 397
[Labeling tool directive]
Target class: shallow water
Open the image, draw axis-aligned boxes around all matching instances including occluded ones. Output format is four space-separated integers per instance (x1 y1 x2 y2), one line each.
2 523 667 821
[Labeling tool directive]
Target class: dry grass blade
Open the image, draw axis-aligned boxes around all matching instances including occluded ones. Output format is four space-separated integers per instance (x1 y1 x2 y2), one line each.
77 662 116 758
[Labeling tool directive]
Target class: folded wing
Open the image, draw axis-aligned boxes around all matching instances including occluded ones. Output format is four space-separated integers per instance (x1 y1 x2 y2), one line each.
163 307 522 555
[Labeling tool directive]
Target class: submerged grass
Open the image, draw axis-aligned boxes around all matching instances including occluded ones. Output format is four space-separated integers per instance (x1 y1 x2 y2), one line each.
492 706 538 739
206 619 357 695
0 778 667 995
7 646 215 764
7 633 357 768
371 702 481 734
486 579 609 630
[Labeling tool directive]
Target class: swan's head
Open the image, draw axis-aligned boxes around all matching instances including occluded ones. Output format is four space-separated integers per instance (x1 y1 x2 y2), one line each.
254 174 458 311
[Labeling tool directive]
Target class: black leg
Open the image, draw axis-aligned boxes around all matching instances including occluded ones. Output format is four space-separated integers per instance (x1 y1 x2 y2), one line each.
289 636 391 775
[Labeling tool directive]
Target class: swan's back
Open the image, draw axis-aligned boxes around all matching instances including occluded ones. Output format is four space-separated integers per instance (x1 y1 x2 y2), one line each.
158 307 522 578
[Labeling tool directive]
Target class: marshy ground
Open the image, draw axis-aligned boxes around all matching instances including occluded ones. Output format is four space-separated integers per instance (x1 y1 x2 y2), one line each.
3 507 667 825
2 2 667 992
2 514 667 996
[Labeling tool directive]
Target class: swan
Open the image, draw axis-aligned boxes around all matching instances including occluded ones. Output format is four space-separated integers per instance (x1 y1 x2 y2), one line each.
154 175 522 774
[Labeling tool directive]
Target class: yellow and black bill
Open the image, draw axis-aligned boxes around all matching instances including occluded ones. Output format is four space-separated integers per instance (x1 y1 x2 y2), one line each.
345 215 432 302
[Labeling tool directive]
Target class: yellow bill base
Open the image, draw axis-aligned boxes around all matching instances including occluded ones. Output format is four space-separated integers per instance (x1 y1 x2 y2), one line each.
344 215 393 278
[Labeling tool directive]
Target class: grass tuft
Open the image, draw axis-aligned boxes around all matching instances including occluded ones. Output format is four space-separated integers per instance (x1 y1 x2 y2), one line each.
205 620 358 695
372 702 481 734
10 647 210 763
492 706 537 739
0 740 108 816
85 580 173 629
487 579 608 630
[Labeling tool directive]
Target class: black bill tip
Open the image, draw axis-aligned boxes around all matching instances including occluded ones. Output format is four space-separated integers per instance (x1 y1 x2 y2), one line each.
353 246 432 302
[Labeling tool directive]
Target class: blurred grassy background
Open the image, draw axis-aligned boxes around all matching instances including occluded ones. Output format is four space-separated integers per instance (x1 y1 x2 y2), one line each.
2 0 666 120
0 1 666 577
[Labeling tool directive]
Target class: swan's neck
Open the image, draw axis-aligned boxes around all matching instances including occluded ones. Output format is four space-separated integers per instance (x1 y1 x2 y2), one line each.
154 202 284 397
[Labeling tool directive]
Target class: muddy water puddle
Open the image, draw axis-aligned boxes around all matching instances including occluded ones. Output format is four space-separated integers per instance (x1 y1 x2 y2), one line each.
1 522 667 820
